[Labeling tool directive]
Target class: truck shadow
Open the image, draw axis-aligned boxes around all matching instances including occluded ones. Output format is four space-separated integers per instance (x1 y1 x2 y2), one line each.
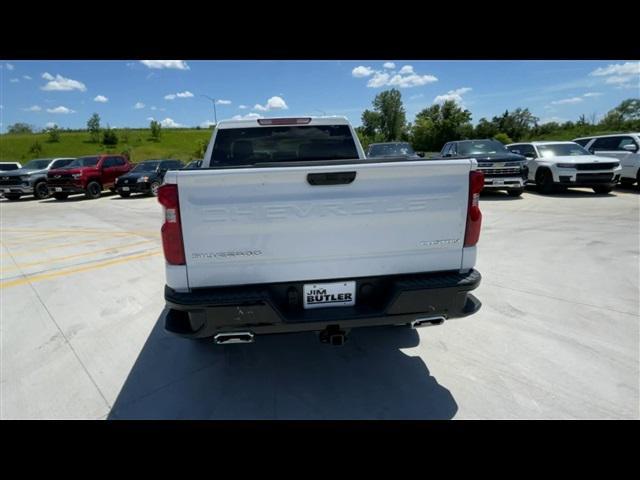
524 186 618 198
108 309 458 420
480 191 524 201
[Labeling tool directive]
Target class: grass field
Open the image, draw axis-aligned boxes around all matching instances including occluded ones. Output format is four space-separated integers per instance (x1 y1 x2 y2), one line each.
0 129 213 164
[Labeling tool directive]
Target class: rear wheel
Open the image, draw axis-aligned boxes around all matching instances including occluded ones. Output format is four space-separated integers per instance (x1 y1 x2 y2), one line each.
34 181 50 200
4 193 21 201
593 185 613 194
85 181 102 199
507 188 524 197
536 169 555 194
53 193 68 200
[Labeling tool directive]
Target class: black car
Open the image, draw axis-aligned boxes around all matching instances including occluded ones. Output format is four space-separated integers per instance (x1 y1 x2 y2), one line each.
440 139 528 196
115 159 184 197
366 142 423 159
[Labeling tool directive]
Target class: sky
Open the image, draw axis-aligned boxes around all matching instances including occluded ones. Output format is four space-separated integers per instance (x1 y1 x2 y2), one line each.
0 60 638 133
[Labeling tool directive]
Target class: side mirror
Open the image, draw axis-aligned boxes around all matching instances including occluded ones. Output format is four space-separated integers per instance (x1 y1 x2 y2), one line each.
623 143 638 152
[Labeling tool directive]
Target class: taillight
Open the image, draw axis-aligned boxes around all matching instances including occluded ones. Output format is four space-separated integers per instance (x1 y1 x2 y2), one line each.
157 184 185 265
464 170 484 247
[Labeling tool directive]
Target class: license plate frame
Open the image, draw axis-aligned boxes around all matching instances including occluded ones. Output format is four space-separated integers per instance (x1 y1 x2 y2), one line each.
303 281 356 310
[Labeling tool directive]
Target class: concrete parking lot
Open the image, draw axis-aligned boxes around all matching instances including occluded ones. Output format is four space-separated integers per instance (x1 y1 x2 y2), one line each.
1 186 638 419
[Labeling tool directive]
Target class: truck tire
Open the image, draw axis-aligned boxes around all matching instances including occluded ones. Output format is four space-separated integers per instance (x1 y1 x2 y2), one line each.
85 181 102 199
593 185 613 194
53 193 69 200
149 181 161 196
34 181 50 200
4 193 21 201
536 169 555 194
507 188 524 197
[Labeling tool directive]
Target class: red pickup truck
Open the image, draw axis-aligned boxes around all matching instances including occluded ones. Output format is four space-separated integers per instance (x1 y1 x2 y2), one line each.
47 154 132 200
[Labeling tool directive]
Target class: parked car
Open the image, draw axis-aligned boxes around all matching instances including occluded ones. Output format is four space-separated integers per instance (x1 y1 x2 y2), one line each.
573 133 640 188
0 157 76 201
440 139 528 196
46 154 133 200
366 142 423 159
184 159 203 169
0 162 22 171
506 141 621 194
159 116 483 345
115 159 184 197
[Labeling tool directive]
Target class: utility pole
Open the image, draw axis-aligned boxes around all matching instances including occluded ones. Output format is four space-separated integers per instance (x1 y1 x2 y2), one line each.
201 95 218 125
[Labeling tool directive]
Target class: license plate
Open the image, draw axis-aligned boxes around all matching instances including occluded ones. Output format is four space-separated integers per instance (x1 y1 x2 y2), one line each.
55 187 62 192
303 281 356 309
122 186 130 191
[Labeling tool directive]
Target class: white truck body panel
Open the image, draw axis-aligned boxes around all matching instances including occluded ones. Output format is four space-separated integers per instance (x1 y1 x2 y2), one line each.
173 159 475 289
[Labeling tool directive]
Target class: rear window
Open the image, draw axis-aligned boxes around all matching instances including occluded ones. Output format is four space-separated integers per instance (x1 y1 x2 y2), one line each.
368 143 415 157
210 125 359 166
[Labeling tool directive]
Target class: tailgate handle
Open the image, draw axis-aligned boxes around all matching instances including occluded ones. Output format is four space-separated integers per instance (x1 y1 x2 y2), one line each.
307 171 356 186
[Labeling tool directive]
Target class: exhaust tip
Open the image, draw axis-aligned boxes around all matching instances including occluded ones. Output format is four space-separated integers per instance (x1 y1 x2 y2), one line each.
214 332 255 344
411 316 446 329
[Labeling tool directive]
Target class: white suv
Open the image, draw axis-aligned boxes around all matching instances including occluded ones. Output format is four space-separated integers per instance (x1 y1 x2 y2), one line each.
573 133 640 188
506 141 622 194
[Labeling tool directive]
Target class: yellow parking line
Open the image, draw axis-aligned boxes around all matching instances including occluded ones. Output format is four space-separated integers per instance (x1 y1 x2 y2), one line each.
0 239 157 272
7 236 154 257
1 230 155 248
0 250 162 289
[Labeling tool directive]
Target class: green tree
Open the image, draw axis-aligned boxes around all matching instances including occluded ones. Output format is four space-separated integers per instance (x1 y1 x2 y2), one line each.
7 123 34 134
46 125 61 143
87 113 101 142
29 140 43 156
360 89 407 143
493 132 513 145
474 118 499 138
492 108 539 141
102 126 118 146
600 98 640 130
411 100 473 152
150 120 162 141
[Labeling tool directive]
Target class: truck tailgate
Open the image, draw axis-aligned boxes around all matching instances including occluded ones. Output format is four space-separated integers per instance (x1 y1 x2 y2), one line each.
177 159 473 288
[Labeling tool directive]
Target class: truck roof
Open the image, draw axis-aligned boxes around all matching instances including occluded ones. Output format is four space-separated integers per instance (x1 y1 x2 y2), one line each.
216 116 350 129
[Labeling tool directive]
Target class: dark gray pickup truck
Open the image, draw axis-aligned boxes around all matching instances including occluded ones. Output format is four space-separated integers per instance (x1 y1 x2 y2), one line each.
0 157 76 200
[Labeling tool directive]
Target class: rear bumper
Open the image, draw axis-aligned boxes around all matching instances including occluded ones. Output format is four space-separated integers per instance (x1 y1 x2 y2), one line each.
164 269 482 338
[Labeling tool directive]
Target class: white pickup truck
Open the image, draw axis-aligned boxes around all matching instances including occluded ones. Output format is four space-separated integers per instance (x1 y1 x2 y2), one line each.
158 117 483 345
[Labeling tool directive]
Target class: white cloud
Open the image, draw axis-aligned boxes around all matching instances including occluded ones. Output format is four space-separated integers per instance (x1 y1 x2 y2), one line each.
583 92 602 97
41 73 87 92
146 117 155 121
23 105 42 112
140 60 190 70
200 120 216 128
216 99 231 105
47 106 75 114
10 78 19 83
160 117 184 128
164 90 194 100
367 72 390 88
94 95 108 103
45 122 57 129
383 62 396 69
253 96 288 111
433 87 472 105
6 63 14 70
352 66 374 78
23 75 32 80
134 102 145 109
238 105 248 109
231 113 264 120
550 97 583 105
590 61 639 87
364 66 438 88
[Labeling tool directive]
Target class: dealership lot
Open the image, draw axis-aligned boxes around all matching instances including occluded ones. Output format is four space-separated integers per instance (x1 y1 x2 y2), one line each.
0 187 638 419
